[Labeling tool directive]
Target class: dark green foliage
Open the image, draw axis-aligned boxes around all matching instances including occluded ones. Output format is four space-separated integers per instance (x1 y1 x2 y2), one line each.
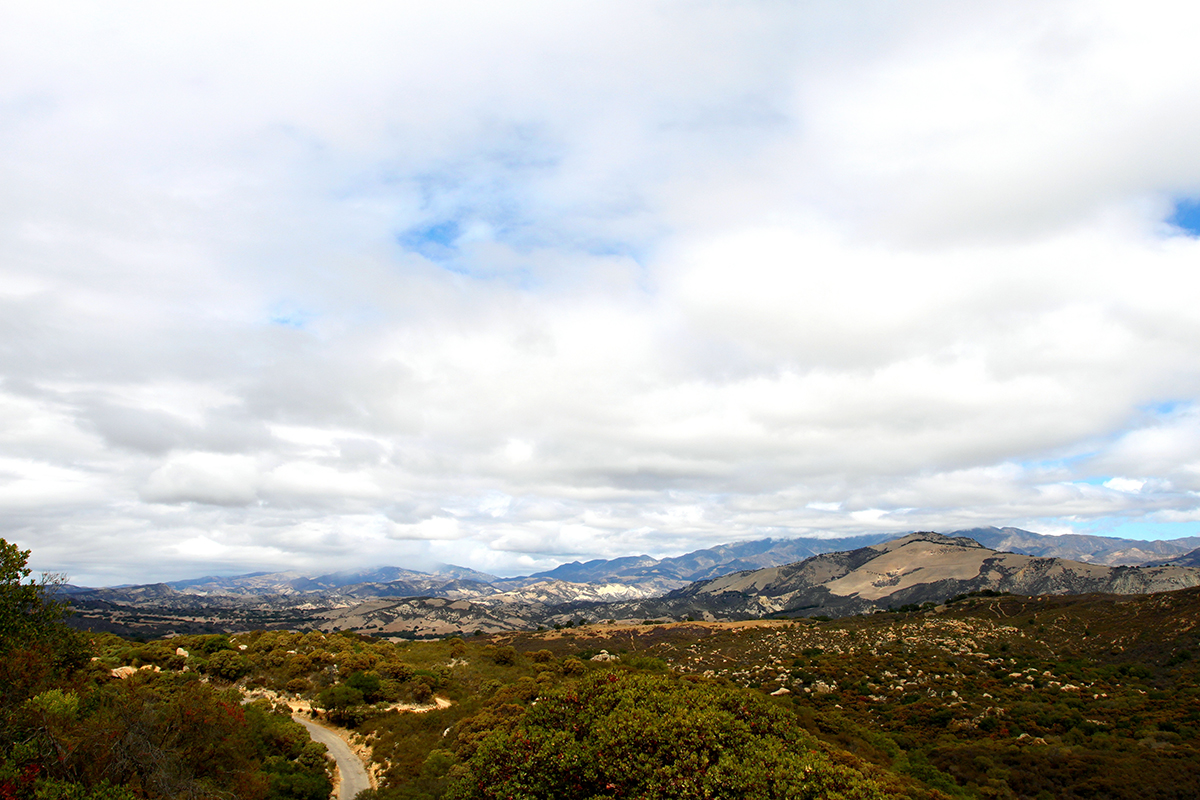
0 540 72 656
346 671 384 703
378 661 416 682
619 655 667 671
444 671 888 799
0 540 331 800
896 750 965 797
262 756 333 800
945 590 1009 605
529 649 554 664
319 684 364 711
2 672 331 799
485 646 516 666
204 649 252 681
193 634 235 655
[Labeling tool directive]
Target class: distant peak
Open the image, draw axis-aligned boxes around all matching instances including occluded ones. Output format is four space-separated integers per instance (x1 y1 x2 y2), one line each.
880 531 987 550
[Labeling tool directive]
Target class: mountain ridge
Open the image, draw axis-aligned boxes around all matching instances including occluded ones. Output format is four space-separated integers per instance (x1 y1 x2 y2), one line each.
578 531 1200 624
65 528 1200 639
67 526 1200 605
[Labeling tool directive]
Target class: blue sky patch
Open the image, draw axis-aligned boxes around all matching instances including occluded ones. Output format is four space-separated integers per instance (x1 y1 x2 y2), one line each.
1169 198 1200 235
1073 518 1200 542
398 220 461 260
269 309 313 329
1142 399 1188 416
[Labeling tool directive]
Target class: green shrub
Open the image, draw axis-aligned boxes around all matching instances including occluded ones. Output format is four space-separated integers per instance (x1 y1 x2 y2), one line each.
345 671 383 703
411 679 434 703
621 655 667 672
489 646 517 666
444 671 887 799
204 649 251 681
318 684 364 712
376 661 414 682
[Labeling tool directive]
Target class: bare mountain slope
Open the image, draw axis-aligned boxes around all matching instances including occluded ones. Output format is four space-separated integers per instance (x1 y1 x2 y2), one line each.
67 531 1200 638
571 532 1200 623
956 526 1200 566
73 527 1198 607
528 534 894 585
1157 546 1200 568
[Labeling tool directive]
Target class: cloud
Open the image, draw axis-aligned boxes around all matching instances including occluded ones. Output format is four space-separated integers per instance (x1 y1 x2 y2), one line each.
141 453 260 506
4 2 1200 583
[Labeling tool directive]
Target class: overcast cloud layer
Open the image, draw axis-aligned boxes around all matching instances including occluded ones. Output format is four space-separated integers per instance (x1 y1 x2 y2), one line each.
5 1 1200 585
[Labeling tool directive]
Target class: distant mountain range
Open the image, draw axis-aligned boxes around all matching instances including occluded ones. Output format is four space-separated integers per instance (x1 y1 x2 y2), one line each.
306 530 1200 636
65 533 904 608
65 526 1200 639
955 527 1200 566
582 531 1200 622
66 526 1200 608
525 534 901 583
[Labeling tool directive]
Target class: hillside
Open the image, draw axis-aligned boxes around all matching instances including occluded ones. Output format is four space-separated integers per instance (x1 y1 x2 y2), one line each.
528 533 896 584
479 585 1200 799
960 526 1200 566
17 526 1200 799
539 532 1200 626
69 527 1200 609
58 582 1200 800
66 531 1200 641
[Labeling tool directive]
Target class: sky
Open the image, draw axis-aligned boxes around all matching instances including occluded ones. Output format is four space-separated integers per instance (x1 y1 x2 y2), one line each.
5 1 1200 585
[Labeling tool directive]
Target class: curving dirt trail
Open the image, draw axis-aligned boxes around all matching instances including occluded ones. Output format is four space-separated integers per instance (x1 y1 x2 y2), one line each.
293 714 372 800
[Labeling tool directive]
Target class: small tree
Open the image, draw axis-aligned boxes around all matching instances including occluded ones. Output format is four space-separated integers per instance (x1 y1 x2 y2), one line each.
318 684 364 713
345 671 383 703
204 650 251 682
489 646 517 666
0 539 71 655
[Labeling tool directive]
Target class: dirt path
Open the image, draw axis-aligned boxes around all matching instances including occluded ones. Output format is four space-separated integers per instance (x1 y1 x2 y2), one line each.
293 714 372 800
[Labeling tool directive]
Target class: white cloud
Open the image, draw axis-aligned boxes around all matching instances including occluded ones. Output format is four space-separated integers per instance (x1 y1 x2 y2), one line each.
141 453 259 506
390 516 464 542
264 463 381 501
1104 477 1145 494
4 1 1200 583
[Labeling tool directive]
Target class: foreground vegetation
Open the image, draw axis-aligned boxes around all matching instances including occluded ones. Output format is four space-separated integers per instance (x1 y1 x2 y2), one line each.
9 535 1200 798
485 590 1200 799
0 540 332 800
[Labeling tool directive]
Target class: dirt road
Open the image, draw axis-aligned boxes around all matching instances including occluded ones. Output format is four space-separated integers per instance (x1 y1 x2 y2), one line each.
293 714 372 800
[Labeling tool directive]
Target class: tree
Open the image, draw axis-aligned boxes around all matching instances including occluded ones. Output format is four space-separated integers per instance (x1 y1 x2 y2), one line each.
318 684 364 713
0 539 333 799
0 538 86 736
0 538 71 654
205 649 252 681
345 671 382 703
